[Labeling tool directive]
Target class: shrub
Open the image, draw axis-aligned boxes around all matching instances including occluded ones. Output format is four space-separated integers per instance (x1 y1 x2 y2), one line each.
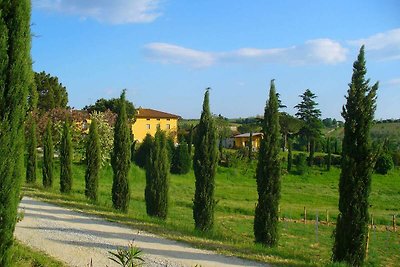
391 151 400 166
171 141 191 174
294 153 308 175
134 134 153 168
313 155 325 167
374 153 394 175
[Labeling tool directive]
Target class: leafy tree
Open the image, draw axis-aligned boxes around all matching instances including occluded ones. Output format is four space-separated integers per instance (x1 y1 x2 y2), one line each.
0 1 32 264
26 113 37 183
42 122 54 188
35 71 68 112
111 90 131 212
295 89 322 165
134 134 153 168
60 120 73 193
85 119 101 201
89 111 114 166
84 97 136 119
279 112 302 151
254 79 281 246
374 153 393 175
193 88 218 231
171 141 191 174
332 46 378 266
145 129 170 219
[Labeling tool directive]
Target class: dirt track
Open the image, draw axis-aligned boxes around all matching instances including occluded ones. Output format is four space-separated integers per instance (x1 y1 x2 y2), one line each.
15 197 267 267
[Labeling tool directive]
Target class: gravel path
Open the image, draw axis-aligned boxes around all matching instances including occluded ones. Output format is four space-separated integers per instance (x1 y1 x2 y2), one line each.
15 197 268 267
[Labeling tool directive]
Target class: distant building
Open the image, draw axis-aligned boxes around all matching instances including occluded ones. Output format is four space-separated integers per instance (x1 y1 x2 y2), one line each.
233 132 263 150
132 108 180 143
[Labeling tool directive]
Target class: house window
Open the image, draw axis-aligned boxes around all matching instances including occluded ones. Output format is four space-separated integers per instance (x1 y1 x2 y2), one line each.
146 124 150 129
146 118 150 121
166 124 170 130
157 118 160 121
167 119 170 121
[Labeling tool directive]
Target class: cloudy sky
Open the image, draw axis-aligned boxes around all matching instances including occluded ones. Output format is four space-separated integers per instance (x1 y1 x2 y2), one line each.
31 0 400 119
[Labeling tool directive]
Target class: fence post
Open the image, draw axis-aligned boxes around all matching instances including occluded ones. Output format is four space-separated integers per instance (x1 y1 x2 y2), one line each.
393 215 396 232
304 207 307 224
326 209 329 225
315 211 319 243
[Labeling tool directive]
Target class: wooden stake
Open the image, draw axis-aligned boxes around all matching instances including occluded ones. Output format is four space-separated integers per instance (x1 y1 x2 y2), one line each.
304 207 307 224
393 215 396 232
326 209 329 225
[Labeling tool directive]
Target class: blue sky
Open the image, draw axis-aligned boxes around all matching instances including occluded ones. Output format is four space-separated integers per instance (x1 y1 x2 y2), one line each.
31 0 400 120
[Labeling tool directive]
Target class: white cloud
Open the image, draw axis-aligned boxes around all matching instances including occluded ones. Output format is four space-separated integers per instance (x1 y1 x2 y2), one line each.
144 39 348 68
33 0 161 24
349 28 400 61
144 43 216 68
386 78 400 87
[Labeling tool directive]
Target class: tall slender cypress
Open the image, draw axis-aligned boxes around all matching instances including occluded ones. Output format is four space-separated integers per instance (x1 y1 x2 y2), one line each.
111 90 131 212
145 129 170 219
193 88 218 231
0 1 32 264
254 79 281 246
42 121 54 188
26 113 37 183
332 46 378 266
326 137 331 171
60 120 73 193
85 119 101 201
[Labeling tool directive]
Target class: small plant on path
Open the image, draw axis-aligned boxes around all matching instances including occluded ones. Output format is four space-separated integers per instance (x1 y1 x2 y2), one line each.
108 240 144 267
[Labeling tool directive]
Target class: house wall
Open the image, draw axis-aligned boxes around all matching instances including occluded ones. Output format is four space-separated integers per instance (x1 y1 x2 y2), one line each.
234 136 262 150
132 117 178 142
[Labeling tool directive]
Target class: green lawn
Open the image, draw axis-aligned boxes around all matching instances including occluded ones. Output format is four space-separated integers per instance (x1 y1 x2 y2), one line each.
11 240 67 267
22 160 400 266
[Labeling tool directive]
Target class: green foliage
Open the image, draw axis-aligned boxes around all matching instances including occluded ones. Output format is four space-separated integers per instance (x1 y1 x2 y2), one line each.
333 46 378 266
295 89 322 165
26 114 37 183
145 129 170 219
374 153 393 175
85 119 101 201
108 241 144 267
254 79 281 246
84 97 136 119
327 138 332 171
0 1 32 264
42 122 54 188
111 90 131 212
134 134 153 168
35 71 68 112
89 111 114 166
294 153 308 175
171 141 191 174
287 139 293 172
60 120 73 193
193 89 218 231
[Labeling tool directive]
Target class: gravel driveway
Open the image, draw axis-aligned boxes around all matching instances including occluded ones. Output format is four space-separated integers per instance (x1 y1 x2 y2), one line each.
15 197 268 267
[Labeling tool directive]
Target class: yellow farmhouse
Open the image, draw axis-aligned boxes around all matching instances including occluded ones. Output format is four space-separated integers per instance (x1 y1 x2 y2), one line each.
132 108 180 143
233 132 263 150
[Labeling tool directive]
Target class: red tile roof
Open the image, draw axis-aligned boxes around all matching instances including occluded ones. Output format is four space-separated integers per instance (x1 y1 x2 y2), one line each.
136 108 180 119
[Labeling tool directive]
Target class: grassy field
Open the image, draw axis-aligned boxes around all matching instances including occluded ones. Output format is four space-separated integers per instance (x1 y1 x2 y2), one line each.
11 240 67 267
22 160 400 266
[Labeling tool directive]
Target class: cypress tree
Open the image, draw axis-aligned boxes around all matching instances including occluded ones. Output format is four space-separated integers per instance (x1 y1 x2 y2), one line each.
145 129 170 219
111 90 131 212
85 119 101 201
134 134 153 168
287 139 293 172
326 137 331 171
254 79 281 246
26 113 37 183
332 46 378 266
0 1 32 264
60 120 73 193
42 121 54 188
171 141 191 174
193 88 218 231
